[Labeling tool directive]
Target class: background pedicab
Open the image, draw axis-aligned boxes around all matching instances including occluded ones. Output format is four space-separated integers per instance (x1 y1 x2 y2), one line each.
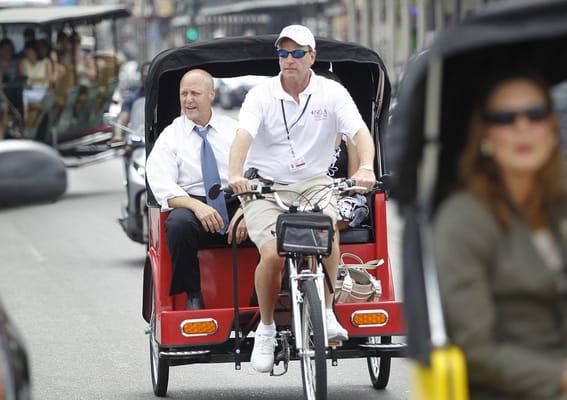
141 35 406 397
0 6 130 166
388 0 567 398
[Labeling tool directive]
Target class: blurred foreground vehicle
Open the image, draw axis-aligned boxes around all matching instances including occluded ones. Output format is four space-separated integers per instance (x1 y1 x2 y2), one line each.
552 81 567 151
0 140 66 206
389 0 567 399
0 296 31 400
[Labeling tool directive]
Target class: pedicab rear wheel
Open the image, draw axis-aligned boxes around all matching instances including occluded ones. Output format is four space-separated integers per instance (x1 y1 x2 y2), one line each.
367 336 391 389
300 280 327 400
149 276 169 397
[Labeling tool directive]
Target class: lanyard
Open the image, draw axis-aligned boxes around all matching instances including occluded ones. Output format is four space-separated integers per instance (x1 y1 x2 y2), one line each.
280 94 311 158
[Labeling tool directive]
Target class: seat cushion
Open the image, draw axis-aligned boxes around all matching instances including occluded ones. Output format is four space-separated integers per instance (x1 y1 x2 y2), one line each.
339 227 373 244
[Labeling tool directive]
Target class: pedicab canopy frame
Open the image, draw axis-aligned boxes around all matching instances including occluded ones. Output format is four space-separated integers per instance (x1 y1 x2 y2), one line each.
144 35 391 206
388 0 567 367
0 5 130 27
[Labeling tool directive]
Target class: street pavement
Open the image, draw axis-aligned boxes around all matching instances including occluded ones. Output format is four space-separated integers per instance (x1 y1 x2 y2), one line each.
0 152 410 399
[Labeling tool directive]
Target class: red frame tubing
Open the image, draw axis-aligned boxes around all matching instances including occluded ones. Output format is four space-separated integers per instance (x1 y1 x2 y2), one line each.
334 192 405 336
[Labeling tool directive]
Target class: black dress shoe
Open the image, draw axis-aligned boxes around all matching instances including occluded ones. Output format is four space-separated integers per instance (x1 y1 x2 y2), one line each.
186 293 205 310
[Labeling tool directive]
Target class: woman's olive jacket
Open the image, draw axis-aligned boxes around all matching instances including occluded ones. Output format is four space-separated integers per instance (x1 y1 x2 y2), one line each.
434 192 567 400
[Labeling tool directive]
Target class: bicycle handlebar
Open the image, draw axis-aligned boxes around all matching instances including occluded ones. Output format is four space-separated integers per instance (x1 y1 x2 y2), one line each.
208 178 380 212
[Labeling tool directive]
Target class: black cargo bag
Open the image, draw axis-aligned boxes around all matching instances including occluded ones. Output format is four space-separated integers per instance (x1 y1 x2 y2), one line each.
276 212 334 256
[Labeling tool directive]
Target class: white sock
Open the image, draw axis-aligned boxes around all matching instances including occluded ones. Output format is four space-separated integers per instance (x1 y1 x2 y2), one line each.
256 321 276 335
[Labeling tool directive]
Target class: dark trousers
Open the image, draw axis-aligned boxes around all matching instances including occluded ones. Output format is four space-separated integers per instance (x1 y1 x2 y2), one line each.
165 197 239 296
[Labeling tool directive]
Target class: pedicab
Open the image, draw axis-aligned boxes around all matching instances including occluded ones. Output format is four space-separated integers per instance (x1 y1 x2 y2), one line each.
388 0 567 398
0 5 130 167
141 35 406 398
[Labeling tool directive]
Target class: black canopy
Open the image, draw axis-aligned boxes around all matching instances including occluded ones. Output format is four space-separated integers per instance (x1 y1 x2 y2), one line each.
144 35 391 160
390 0 567 212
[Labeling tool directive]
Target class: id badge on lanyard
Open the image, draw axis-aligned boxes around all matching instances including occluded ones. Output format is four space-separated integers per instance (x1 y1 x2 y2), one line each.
288 139 306 172
281 95 311 173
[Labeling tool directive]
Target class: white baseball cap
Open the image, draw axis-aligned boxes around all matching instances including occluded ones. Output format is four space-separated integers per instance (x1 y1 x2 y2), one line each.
275 25 316 50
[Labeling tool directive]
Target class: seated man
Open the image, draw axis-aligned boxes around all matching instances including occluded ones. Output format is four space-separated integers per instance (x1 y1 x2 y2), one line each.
146 69 247 310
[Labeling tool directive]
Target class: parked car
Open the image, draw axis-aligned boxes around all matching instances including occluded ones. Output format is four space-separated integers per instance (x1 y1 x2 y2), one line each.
0 296 31 400
217 76 265 110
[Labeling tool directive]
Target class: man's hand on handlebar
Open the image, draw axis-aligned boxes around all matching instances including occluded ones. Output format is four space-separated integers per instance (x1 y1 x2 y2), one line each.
350 167 376 193
228 174 252 201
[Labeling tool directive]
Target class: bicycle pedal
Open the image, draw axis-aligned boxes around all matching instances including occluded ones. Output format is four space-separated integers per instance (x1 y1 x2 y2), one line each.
328 339 343 347
270 361 288 377
274 350 287 364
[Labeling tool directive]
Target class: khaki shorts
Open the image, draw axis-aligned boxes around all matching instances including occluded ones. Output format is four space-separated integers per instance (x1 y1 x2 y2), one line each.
242 175 338 250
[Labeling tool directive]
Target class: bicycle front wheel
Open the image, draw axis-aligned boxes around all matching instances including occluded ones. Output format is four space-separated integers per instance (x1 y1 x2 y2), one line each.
300 279 327 400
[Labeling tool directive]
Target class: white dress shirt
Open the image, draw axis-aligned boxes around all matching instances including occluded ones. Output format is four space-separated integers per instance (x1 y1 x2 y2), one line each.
146 111 238 211
238 70 367 184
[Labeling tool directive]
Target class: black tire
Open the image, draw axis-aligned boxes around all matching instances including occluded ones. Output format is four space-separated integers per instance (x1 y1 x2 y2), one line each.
149 277 169 397
300 280 327 400
366 336 391 389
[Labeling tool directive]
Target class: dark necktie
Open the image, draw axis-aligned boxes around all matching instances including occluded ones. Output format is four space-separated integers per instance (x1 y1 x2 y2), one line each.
194 125 229 234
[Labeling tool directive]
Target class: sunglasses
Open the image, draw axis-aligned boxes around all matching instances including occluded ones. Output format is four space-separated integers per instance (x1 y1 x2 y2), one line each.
276 49 310 59
483 105 551 125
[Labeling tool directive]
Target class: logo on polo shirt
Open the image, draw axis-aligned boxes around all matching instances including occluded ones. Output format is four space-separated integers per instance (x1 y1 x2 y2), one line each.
311 108 328 121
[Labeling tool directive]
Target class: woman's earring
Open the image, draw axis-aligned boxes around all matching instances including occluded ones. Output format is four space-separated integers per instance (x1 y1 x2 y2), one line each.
481 141 493 156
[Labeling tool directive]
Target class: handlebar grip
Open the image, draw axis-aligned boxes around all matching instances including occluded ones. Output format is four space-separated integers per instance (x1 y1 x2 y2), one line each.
208 184 232 199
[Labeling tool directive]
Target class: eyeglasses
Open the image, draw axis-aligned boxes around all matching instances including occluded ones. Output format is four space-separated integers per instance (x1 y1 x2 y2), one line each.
483 105 551 125
276 49 310 59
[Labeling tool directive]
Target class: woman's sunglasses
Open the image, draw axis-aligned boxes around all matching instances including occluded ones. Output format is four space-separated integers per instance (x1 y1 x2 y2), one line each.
276 49 310 59
483 105 551 126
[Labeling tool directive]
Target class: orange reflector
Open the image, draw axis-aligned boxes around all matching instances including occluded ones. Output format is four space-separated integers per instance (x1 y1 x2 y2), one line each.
351 310 389 327
180 318 218 337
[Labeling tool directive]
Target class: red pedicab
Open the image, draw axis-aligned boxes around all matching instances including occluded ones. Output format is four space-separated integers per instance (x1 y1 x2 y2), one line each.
141 35 406 398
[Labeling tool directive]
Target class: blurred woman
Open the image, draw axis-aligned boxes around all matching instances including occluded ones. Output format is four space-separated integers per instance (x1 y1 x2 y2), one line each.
433 71 567 399
19 41 51 111
36 39 58 85
0 38 18 83
0 38 23 131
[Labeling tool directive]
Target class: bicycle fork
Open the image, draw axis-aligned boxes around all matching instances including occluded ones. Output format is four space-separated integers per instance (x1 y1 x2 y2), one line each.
288 255 329 353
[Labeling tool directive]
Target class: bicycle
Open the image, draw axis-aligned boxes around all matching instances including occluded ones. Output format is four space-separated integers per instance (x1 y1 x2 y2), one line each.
210 176 367 400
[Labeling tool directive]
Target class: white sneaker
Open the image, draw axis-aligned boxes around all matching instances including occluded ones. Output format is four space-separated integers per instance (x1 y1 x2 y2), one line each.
326 311 349 340
251 332 277 373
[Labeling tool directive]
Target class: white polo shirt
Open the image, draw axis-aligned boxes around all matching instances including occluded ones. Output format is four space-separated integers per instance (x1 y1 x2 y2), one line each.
146 111 238 210
238 70 367 184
